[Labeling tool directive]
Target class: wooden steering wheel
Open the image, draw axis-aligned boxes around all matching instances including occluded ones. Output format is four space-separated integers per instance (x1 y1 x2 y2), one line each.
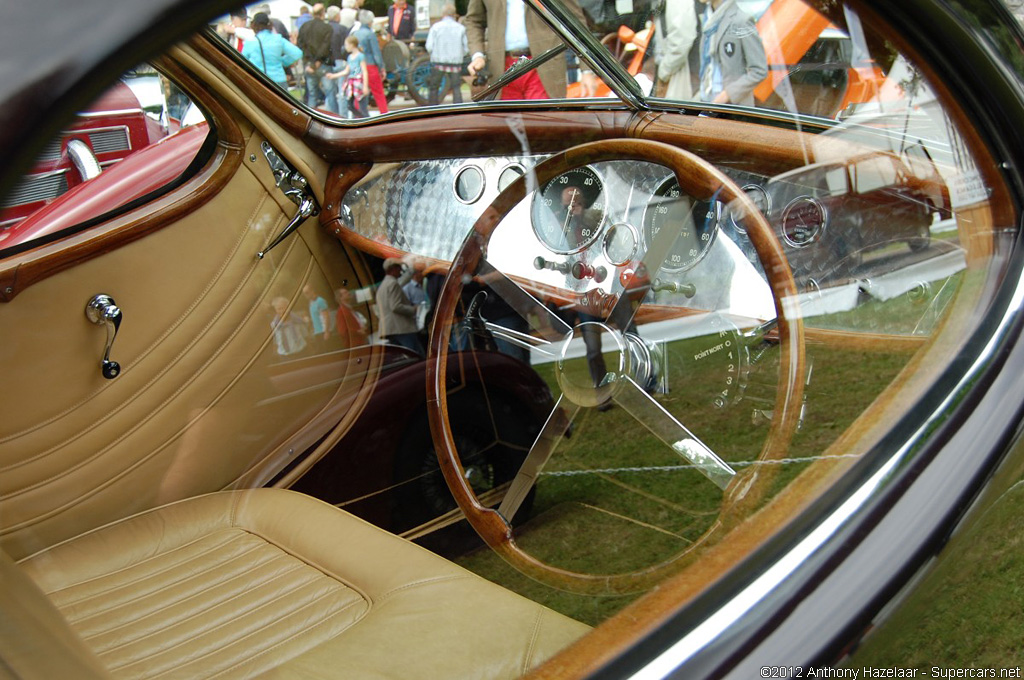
427 139 805 595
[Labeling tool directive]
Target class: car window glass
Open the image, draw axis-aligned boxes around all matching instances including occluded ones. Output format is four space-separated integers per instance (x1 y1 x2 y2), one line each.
215 1 593 117
854 155 897 193
0 64 206 254
825 166 846 195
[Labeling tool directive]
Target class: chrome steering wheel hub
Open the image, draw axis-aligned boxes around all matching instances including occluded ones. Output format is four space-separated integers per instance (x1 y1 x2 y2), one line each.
555 321 653 408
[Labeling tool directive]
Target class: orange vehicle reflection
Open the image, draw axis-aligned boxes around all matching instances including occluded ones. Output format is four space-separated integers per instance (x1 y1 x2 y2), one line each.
569 0 898 119
753 0 894 117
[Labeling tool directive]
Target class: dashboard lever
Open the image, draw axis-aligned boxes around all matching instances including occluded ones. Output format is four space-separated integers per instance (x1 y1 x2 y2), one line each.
743 318 779 344
651 278 696 298
533 256 571 274
257 142 320 259
258 195 317 259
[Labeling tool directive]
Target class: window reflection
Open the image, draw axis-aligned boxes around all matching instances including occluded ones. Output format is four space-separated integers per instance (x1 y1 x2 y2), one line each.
212 0 953 127
0 65 204 253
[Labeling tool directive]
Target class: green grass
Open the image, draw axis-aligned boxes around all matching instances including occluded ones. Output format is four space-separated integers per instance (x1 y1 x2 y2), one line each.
450 322 917 625
844 481 1024 667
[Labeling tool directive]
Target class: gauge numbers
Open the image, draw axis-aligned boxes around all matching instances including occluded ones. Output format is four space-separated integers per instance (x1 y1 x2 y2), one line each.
531 167 606 254
643 178 719 273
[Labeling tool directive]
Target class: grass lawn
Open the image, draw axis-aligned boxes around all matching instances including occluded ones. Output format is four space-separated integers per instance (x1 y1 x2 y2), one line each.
450 311 921 625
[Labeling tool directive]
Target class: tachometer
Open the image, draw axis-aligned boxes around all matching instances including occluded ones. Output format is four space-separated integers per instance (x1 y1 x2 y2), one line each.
642 178 718 273
530 167 606 254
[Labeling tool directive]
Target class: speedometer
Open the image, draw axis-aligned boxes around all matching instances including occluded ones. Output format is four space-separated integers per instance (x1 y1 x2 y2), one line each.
530 167 606 254
642 178 719 273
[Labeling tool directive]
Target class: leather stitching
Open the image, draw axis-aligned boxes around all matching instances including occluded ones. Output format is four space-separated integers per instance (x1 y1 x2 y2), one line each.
80 554 300 646
0 226 309 536
520 608 544 675
0 183 271 450
101 560 356 668
44 530 247 602
139 587 367 679
374 574 474 604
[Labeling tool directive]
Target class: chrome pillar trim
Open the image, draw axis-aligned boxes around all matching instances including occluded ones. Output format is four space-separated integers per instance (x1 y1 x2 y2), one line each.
526 0 649 110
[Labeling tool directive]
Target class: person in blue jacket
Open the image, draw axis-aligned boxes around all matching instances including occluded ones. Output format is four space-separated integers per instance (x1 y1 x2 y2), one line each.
242 12 303 89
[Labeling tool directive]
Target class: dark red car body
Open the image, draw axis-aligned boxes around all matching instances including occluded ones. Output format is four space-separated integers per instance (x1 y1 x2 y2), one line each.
0 81 167 233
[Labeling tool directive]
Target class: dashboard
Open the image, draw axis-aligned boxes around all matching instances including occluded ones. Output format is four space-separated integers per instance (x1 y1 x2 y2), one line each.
340 155 779 322
337 151 956 335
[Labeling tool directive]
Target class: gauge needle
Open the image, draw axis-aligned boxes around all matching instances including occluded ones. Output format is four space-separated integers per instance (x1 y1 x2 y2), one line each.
562 188 578 234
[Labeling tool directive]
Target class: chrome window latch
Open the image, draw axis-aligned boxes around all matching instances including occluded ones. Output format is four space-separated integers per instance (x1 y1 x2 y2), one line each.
85 294 122 379
257 141 320 259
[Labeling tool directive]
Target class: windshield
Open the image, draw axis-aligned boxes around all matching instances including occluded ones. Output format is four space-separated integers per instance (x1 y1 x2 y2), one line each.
207 0 921 126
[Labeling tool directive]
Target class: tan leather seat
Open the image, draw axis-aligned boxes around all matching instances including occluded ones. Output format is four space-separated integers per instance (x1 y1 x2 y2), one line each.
4 489 589 679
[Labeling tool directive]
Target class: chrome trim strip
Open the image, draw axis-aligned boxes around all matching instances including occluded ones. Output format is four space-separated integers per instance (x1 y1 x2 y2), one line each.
77 108 144 117
526 0 648 110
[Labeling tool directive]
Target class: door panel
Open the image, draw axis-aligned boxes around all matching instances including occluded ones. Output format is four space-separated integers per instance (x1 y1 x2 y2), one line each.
0 85 369 559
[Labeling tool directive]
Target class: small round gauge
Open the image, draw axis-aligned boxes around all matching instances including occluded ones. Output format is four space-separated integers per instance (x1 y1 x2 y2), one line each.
497 164 526 192
530 166 606 254
453 165 485 204
781 196 827 247
642 178 719 273
603 222 638 265
729 184 771 233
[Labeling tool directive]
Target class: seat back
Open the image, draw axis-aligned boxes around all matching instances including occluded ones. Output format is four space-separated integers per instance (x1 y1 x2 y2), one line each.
0 549 109 679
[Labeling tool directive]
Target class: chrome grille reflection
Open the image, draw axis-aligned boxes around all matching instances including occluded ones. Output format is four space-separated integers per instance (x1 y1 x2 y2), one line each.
2 171 68 207
87 127 131 154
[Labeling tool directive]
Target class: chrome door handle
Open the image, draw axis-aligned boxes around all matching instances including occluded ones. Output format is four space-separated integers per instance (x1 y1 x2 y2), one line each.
85 294 122 379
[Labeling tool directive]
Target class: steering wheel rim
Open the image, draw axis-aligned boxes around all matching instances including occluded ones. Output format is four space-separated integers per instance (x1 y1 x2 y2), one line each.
427 139 805 595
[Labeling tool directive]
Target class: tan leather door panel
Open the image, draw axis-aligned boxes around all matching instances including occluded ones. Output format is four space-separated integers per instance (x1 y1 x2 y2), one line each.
0 122 369 559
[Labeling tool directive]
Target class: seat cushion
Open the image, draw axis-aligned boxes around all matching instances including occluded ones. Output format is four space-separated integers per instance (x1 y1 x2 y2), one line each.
16 489 589 679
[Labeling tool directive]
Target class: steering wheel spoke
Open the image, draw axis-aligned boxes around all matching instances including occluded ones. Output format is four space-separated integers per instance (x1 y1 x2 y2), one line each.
612 376 735 489
497 395 580 521
477 258 572 342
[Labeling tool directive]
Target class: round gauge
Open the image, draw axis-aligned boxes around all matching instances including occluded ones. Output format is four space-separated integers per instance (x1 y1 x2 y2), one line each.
603 222 638 265
642 178 719 273
530 167 606 254
781 196 826 247
497 164 525 192
453 165 485 204
729 184 771 233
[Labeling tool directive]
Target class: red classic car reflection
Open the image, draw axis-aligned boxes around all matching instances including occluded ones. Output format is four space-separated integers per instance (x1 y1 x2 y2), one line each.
0 81 167 230
0 122 208 251
770 148 951 282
